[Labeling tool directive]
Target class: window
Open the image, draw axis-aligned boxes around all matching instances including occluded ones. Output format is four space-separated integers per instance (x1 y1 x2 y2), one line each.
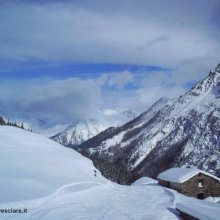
198 179 203 187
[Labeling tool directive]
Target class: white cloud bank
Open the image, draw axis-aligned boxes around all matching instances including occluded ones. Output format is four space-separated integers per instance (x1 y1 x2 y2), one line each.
0 71 189 127
0 0 219 68
0 0 219 127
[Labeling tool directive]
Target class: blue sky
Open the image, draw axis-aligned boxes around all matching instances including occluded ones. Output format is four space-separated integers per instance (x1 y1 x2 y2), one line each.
0 0 219 129
0 61 167 80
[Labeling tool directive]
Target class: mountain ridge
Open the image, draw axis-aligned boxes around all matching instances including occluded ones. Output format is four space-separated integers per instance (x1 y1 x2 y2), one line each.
50 109 138 148
76 63 220 183
51 119 109 147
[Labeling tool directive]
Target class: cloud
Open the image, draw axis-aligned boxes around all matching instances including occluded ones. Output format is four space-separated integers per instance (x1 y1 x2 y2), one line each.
0 70 188 128
108 71 133 88
0 0 219 67
138 36 169 50
0 78 102 126
140 71 171 87
137 86 186 107
96 70 187 114
0 0 219 128
169 56 220 85
103 109 118 116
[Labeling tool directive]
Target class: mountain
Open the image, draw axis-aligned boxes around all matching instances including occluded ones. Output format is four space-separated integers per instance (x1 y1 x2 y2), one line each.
50 110 137 148
77 63 220 183
51 119 110 147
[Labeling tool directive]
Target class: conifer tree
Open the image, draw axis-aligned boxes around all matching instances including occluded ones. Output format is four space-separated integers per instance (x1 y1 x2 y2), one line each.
0 116 5 125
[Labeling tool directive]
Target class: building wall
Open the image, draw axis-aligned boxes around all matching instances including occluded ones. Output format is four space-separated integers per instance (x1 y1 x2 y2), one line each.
158 179 182 191
180 173 220 198
158 173 220 199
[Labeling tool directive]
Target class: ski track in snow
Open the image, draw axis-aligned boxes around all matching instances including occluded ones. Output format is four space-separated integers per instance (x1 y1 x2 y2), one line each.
1 181 103 220
1 182 179 220
3 183 219 220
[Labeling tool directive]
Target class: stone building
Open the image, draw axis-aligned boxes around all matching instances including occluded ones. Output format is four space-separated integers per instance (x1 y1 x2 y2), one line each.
157 168 220 199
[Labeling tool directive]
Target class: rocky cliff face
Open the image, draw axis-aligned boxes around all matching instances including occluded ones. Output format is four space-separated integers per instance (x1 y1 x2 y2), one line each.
77 64 220 183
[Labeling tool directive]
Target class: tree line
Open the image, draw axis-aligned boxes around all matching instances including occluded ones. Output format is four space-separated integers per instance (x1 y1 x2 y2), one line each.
0 116 32 131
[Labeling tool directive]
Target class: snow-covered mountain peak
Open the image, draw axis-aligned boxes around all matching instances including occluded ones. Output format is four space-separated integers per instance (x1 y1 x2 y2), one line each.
192 69 220 94
150 97 171 109
215 63 220 72
63 119 102 133
139 97 169 115
177 66 220 106
51 119 110 147
193 63 220 93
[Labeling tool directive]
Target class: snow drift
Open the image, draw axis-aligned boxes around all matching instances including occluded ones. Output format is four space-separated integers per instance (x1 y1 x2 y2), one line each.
0 126 106 203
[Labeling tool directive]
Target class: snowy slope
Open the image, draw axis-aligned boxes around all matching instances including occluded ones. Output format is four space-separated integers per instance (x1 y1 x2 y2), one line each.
175 190 220 220
131 177 158 186
0 126 219 220
51 119 109 147
0 126 177 220
78 63 220 182
0 126 106 203
0 183 180 220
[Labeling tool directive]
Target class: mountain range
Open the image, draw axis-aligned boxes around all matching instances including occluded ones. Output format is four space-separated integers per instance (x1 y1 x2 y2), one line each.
70 63 220 183
50 109 137 148
51 119 110 147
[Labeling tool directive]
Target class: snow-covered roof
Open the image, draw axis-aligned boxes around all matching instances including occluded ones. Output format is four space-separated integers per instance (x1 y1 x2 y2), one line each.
157 168 220 183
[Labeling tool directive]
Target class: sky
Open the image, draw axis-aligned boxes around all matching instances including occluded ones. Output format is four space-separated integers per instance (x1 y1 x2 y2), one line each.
0 0 219 129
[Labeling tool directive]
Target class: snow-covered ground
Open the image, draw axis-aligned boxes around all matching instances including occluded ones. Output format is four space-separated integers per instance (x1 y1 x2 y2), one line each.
131 176 158 186
0 126 219 220
205 197 220 203
1 183 179 220
176 193 220 220
0 126 107 203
